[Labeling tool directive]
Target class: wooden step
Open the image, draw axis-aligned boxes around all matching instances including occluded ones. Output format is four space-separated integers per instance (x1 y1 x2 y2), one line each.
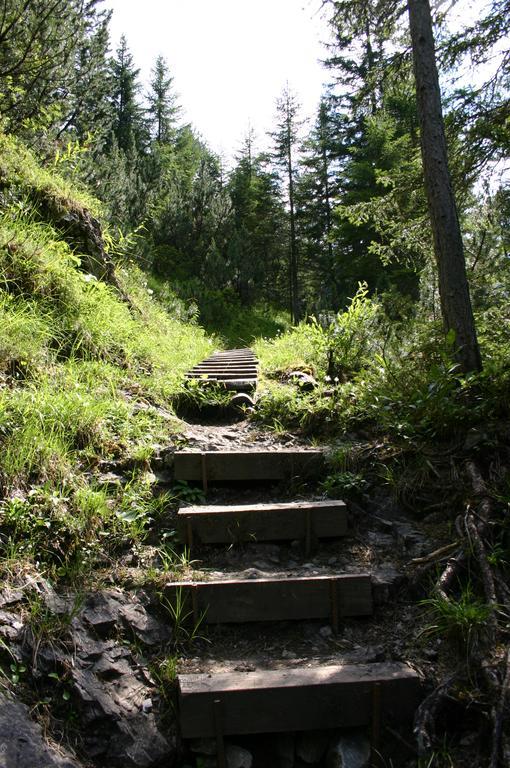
164 573 371 626
192 364 257 371
177 499 348 549
186 372 258 380
173 450 325 484
190 363 258 369
178 662 421 738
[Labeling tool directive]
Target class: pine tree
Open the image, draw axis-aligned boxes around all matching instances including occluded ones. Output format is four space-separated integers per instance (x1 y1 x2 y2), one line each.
147 55 180 144
110 35 146 153
270 84 303 323
227 130 287 306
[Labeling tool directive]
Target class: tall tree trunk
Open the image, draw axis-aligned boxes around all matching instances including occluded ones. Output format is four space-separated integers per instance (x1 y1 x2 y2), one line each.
407 0 482 373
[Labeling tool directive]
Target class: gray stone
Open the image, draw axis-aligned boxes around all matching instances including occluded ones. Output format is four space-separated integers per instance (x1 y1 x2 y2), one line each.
226 743 253 768
319 625 333 639
276 733 295 768
326 729 370 768
287 371 318 391
0 692 79 767
119 602 171 646
231 393 256 409
296 730 329 763
0 589 23 608
190 737 217 755
371 565 405 606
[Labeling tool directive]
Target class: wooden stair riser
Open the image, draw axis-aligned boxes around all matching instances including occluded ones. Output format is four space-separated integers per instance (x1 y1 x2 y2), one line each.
178 500 347 550
186 371 256 382
174 450 325 483
164 574 371 626
178 663 421 738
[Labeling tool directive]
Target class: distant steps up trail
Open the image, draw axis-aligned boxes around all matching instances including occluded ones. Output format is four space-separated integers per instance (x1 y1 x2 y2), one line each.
185 347 259 391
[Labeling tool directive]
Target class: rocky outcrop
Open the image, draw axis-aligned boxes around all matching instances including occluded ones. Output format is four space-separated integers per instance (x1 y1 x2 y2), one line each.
0 692 80 768
19 588 174 768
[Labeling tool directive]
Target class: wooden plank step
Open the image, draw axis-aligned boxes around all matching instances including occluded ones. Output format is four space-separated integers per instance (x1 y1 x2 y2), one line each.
164 573 371 624
194 364 257 369
178 662 421 738
206 359 256 364
174 449 325 483
186 374 258 382
177 499 348 546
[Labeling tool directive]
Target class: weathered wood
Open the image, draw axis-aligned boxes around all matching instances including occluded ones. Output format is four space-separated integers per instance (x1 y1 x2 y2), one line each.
164 574 372 624
189 366 258 379
190 364 258 369
174 450 325 483
186 372 258 380
177 500 348 545
178 662 421 738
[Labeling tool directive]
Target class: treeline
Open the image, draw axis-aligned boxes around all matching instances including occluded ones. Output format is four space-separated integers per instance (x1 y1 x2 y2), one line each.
0 0 508 330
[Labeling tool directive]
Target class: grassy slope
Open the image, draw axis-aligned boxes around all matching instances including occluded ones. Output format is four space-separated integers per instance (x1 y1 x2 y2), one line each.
0 133 213 586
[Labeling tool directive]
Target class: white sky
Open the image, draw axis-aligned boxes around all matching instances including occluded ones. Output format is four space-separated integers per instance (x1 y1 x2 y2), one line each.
106 0 329 164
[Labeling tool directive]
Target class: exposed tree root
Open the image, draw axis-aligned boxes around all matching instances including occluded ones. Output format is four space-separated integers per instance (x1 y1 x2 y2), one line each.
412 459 510 764
489 648 510 768
414 674 457 756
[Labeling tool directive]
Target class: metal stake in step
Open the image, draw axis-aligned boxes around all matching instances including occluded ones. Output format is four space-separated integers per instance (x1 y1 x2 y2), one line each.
213 698 226 768
305 508 313 557
371 681 382 766
201 452 208 492
329 578 340 635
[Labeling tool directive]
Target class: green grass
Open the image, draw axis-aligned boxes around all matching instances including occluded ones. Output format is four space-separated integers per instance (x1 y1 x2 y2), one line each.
0 132 216 588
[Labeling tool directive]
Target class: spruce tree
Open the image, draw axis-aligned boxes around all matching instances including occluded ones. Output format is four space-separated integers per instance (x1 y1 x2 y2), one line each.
270 84 303 323
147 55 180 144
110 35 146 153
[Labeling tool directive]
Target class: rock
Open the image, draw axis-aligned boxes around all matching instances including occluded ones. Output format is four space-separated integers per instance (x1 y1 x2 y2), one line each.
287 371 318 391
231 393 256 409
276 733 295 768
119 602 171 646
18 589 175 767
0 609 23 642
296 730 329 763
226 743 253 768
371 565 405 606
82 592 119 636
190 738 217 755
326 729 370 768
391 521 428 557
319 626 333 639
0 692 79 767
0 588 23 608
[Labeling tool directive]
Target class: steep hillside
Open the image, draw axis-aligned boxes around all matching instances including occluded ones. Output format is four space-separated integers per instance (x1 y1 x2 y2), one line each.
0 133 214 587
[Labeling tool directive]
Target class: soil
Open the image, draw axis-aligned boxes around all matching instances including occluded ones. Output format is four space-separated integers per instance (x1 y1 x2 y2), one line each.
167 414 450 767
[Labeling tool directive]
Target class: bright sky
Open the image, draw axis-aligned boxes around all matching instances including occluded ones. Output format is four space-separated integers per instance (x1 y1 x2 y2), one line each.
106 0 329 164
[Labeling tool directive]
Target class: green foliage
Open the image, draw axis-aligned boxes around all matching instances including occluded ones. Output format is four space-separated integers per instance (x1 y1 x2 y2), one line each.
420 585 493 655
160 589 207 648
320 471 368 497
0 136 216 588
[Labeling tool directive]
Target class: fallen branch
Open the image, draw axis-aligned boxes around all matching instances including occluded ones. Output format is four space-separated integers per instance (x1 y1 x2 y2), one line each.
409 541 459 567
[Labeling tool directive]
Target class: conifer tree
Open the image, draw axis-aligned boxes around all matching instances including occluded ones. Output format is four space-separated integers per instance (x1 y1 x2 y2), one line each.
110 35 146 153
147 55 180 144
270 84 303 323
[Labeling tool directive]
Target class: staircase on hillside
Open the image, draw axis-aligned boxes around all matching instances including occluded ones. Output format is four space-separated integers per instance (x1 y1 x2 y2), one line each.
171 349 421 767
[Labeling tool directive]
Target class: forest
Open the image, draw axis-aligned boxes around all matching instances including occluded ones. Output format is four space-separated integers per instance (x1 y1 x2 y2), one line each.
0 0 509 767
